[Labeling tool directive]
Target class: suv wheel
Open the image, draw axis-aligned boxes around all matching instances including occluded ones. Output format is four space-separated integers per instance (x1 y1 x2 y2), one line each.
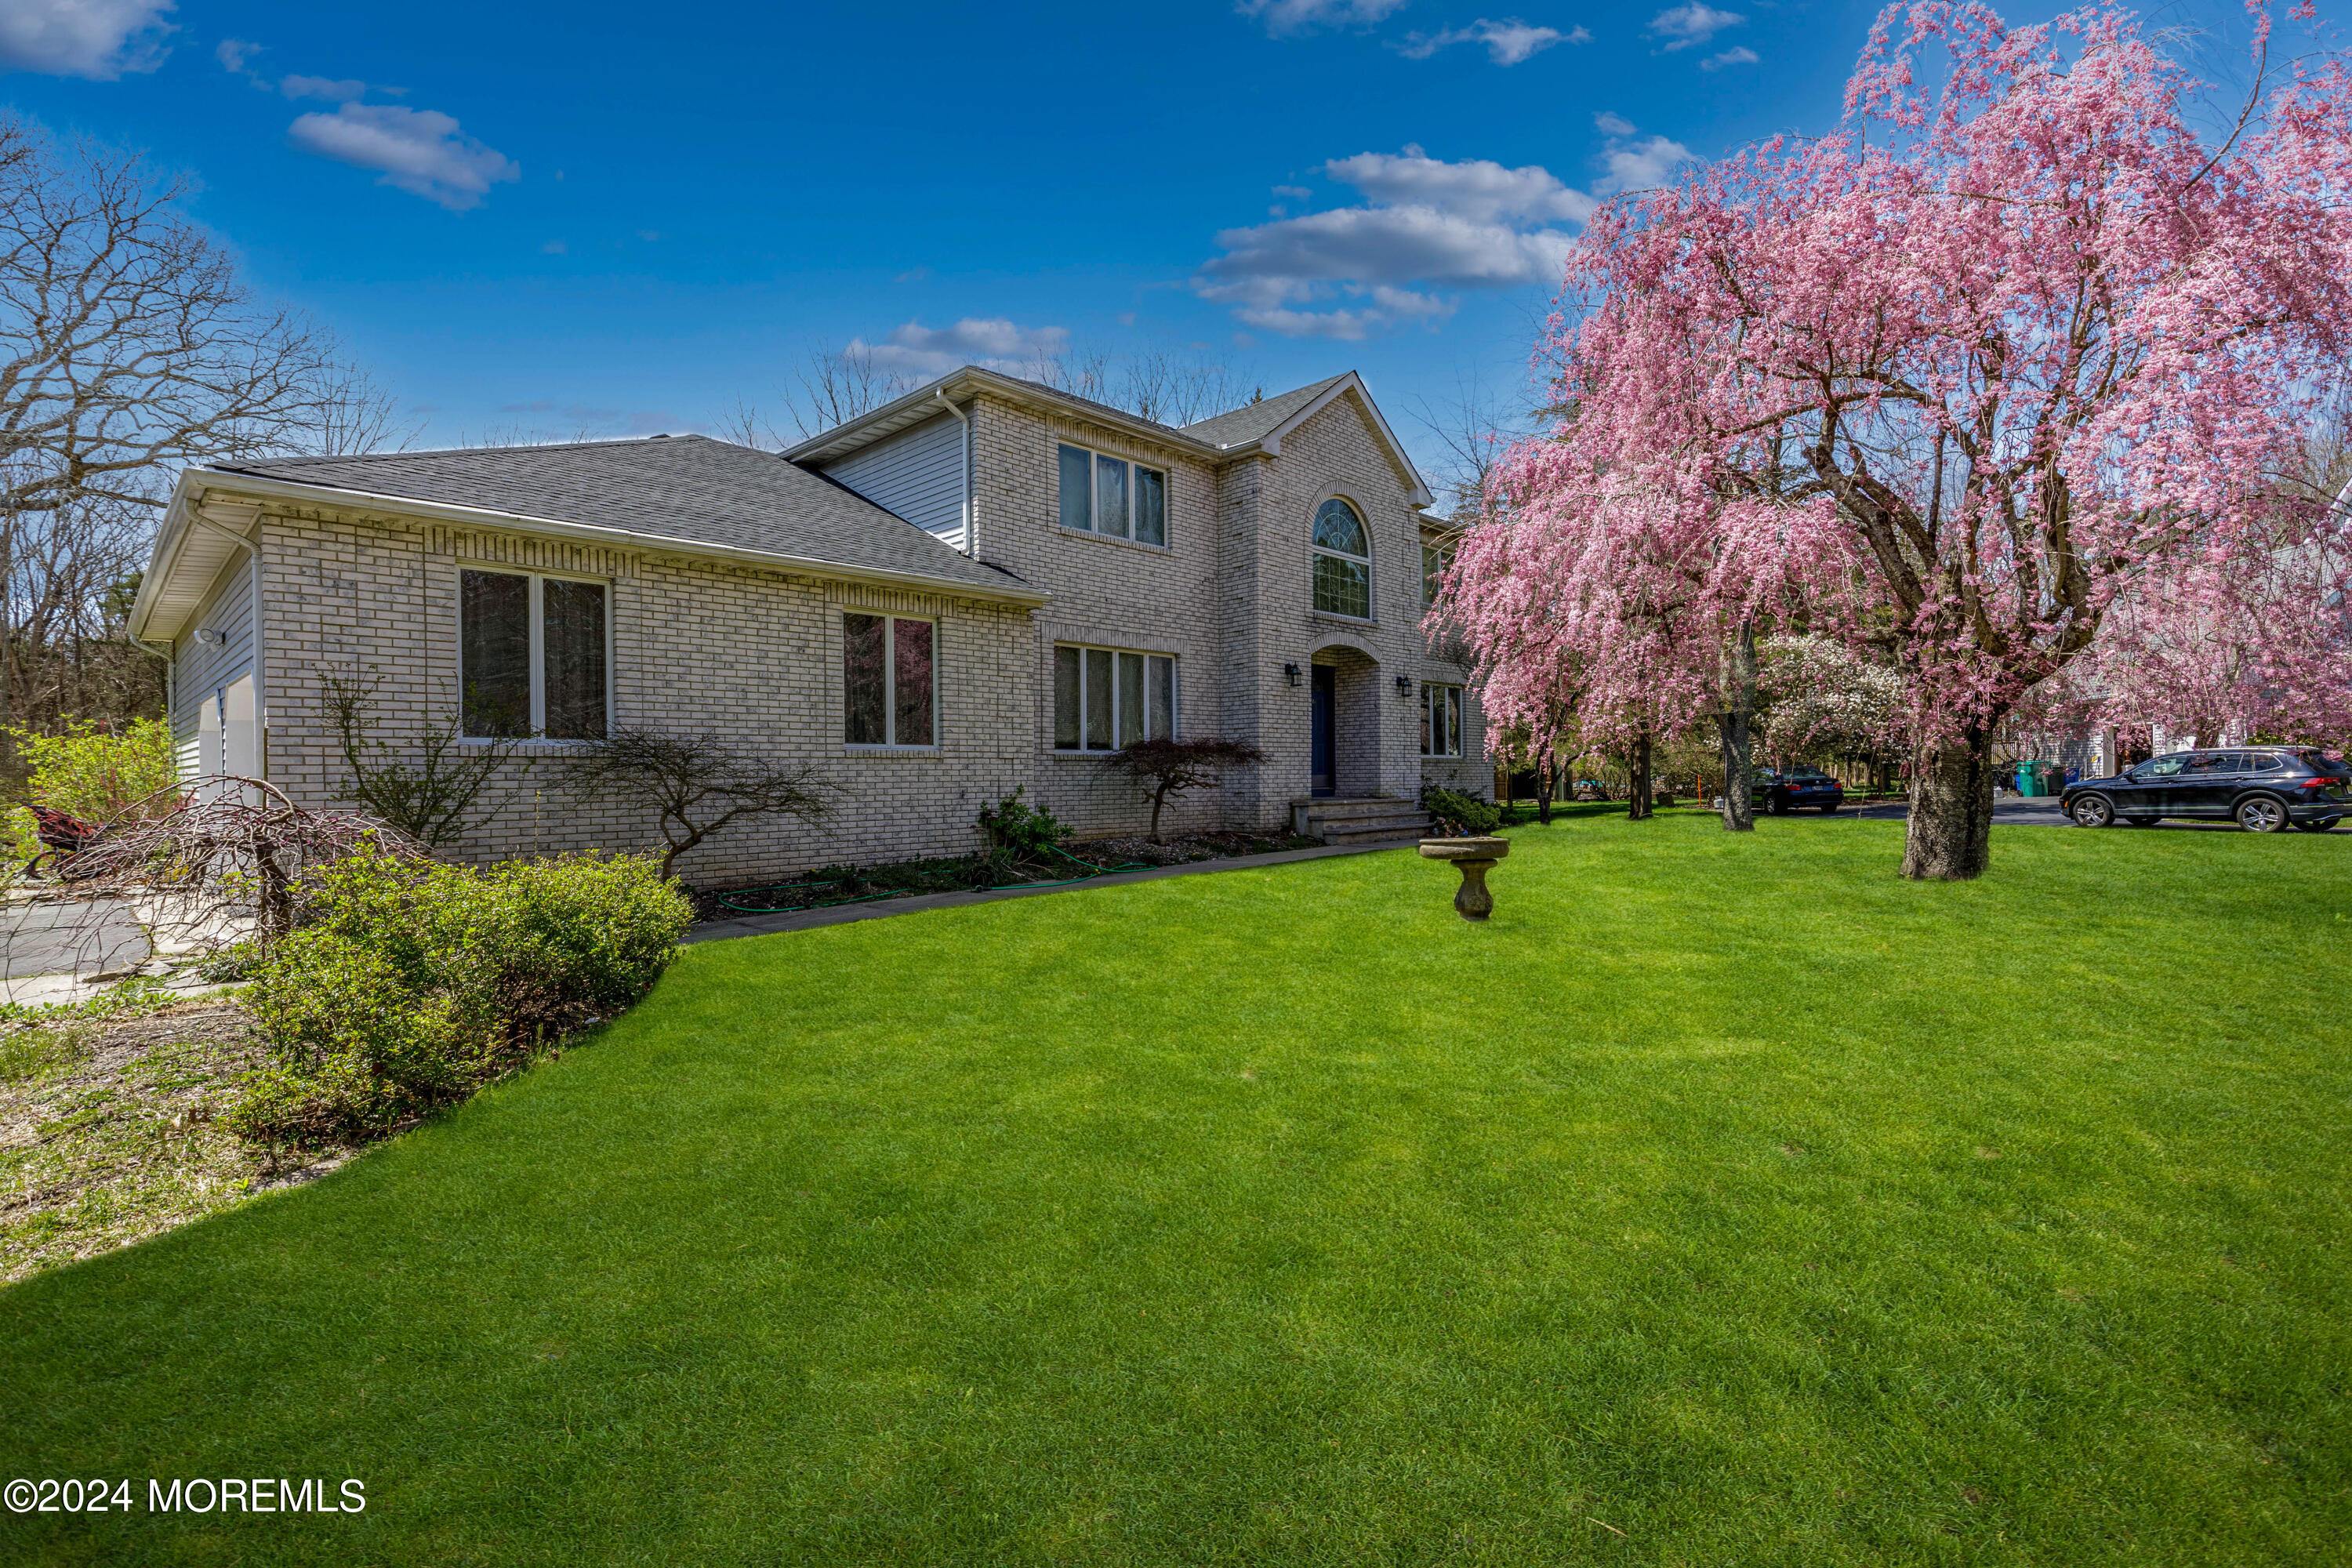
2235 795 2289 833
2070 793 2115 828
2294 816 2339 833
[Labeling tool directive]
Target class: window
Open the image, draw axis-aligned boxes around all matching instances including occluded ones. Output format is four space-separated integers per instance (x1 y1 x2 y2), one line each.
1057 443 1167 546
844 613 935 746
460 568 608 739
1054 644 1176 751
1421 540 1452 605
1420 683 1463 757
1312 498 1371 619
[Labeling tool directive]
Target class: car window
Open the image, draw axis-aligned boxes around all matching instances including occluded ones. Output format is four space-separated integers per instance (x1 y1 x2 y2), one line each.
2245 753 2287 773
2185 752 2233 774
2139 755 2189 778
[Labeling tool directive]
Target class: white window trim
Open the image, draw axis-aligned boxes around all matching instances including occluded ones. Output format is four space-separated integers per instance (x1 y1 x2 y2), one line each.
1312 498 1374 621
1057 441 1171 549
1051 642 1180 753
843 612 941 751
456 565 614 744
1420 682 1465 758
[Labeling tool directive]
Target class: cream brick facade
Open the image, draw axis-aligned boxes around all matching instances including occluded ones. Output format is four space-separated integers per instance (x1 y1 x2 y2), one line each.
139 368 1487 884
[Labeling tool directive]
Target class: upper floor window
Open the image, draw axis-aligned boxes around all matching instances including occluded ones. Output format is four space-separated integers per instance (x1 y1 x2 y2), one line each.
844 613 935 747
461 568 608 739
1421 540 1453 605
1058 443 1167 546
1312 498 1370 619
1054 644 1176 751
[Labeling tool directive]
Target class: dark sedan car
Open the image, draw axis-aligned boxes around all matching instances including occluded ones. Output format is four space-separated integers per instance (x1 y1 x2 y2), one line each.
2060 747 2350 832
1758 767 1846 815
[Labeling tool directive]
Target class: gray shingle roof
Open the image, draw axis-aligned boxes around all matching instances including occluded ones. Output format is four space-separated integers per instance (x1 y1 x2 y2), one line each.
212 434 1028 596
1180 374 1350 449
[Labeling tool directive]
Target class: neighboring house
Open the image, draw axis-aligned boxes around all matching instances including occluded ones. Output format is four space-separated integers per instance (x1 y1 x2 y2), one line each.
126 366 1487 882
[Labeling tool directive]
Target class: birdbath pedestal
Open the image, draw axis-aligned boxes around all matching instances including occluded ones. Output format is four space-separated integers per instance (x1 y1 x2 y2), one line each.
1418 837 1509 921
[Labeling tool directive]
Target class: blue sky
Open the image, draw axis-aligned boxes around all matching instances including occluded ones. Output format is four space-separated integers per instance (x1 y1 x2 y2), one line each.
0 0 2312 474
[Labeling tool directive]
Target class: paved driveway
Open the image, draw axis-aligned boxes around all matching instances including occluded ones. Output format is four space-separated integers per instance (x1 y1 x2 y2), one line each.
2 894 150 978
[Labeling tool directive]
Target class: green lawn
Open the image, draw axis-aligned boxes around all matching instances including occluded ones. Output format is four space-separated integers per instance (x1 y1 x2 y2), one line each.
4 810 2347 1565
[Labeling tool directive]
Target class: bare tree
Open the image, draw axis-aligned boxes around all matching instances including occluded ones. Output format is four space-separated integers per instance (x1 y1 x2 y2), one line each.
1408 366 1535 524
571 728 829 880
300 363 419 458
1118 350 1245 426
0 119 347 517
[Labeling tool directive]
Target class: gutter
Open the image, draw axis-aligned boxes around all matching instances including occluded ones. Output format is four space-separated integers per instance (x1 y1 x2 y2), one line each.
152 469 1050 613
934 386 974 558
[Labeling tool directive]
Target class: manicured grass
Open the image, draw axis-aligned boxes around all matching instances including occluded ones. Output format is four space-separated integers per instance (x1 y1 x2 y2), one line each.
3 810 2347 1565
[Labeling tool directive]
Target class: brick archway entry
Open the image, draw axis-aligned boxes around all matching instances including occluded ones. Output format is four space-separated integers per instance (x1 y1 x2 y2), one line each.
1310 644 1381 797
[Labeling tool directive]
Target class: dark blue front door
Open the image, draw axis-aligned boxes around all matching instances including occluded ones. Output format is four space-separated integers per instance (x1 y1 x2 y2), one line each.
1310 666 1335 796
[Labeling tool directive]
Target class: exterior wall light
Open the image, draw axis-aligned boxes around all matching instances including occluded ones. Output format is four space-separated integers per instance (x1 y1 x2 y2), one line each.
194 628 226 646
1395 675 1413 696
1284 663 1301 687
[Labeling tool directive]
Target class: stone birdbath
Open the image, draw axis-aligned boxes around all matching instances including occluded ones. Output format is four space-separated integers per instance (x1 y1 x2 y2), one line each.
1418 836 1509 921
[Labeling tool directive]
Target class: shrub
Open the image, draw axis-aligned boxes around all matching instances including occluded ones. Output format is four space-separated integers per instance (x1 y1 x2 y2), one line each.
1422 786 1501 837
5 717 178 871
976 787 1069 863
231 848 693 1146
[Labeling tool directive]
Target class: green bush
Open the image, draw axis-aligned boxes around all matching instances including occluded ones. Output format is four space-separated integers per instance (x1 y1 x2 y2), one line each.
5 717 179 870
231 848 693 1146
1422 787 1502 837
976 786 1069 862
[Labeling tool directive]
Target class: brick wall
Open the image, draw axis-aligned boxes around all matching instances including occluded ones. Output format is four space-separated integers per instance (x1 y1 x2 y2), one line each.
256 504 1039 886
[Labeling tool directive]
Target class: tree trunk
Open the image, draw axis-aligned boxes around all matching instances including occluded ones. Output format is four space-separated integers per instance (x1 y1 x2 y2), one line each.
1627 731 1653 821
1536 748 1553 825
1717 618 1756 833
1903 728 1998 880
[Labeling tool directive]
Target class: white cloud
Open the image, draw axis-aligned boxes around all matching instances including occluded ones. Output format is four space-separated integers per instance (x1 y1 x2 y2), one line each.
1648 2 1740 51
1592 110 1636 136
1700 44 1758 69
1394 17 1587 65
1237 0 1408 36
1594 132 1693 194
214 37 260 75
287 103 519 210
1194 148 1589 339
281 73 366 101
0 0 172 78
1324 149 1594 223
850 318 1072 379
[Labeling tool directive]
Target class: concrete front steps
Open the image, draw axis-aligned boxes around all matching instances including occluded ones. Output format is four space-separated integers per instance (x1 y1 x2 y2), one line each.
1291 796 1433 846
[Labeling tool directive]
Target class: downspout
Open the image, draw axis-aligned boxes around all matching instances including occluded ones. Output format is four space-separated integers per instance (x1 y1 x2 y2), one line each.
935 387 973 557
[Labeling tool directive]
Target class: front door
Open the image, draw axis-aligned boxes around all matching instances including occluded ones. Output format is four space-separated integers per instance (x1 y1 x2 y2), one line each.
1310 665 1335 797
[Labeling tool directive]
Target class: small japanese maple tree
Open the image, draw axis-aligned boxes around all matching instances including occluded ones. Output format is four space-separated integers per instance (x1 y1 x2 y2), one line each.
1103 738 1266 843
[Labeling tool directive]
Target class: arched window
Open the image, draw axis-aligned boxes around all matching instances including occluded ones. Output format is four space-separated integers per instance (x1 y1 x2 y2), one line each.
1312 498 1370 619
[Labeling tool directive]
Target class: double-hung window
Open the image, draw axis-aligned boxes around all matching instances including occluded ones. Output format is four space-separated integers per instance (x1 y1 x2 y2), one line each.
1053 644 1176 751
844 613 936 747
460 568 609 739
1058 443 1167 546
1420 683 1464 757
1421 540 1453 606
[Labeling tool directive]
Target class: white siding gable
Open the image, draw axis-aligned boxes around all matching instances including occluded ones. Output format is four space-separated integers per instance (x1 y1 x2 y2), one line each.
817 412 967 547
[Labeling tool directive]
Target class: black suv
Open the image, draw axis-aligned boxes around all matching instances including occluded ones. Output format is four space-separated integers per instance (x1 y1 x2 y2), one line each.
1755 767 1846 815
2060 747 2350 833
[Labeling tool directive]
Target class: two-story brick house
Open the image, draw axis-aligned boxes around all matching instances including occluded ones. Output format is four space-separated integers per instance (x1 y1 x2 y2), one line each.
125 365 1487 882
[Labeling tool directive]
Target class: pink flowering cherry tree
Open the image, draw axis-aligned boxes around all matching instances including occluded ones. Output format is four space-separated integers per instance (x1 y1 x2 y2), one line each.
1460 1 2352 878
